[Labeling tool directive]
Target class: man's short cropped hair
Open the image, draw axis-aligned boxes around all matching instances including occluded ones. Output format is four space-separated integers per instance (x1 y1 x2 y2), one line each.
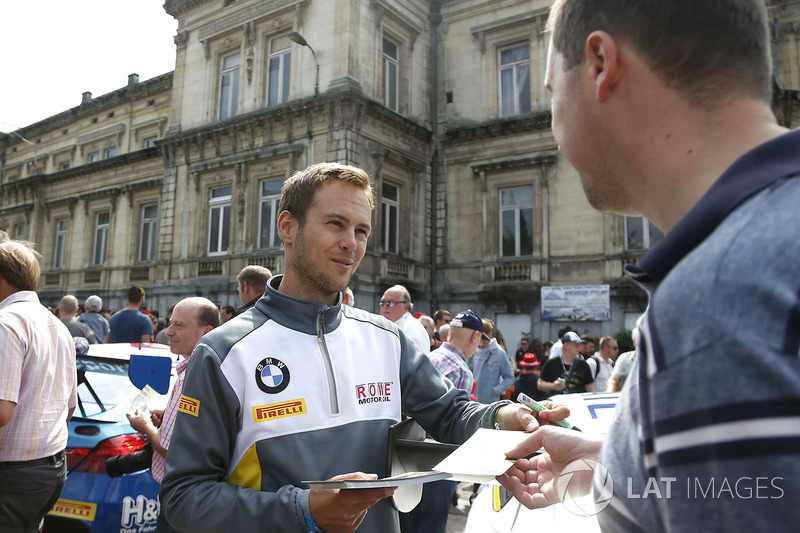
194 298 221 329
60 295 79 315
546 0 772 108
278 162 374 227
237 265 272 293
127 285 145 304
599 336 616 349
0 238 41 291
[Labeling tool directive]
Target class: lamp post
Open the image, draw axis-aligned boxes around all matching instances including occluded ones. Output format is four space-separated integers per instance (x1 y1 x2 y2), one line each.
288 31 319 97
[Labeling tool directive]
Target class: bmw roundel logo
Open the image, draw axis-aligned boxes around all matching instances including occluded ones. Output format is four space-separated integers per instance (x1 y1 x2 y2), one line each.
255 357 290 394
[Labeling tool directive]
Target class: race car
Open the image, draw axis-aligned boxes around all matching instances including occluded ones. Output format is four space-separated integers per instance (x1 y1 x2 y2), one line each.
463 392 621 533
44 343 176 533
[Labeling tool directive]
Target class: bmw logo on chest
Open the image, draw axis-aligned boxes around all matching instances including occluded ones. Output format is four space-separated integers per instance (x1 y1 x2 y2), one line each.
255 357 290 394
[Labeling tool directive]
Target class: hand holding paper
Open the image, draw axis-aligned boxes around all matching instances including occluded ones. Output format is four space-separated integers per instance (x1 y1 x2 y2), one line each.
496 425 605 509
309 472 396 533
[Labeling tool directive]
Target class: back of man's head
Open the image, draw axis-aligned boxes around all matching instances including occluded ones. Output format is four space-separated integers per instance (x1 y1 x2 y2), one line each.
278 162 374 228
547 0 771 109
0 239 40 291
127 285 145 305
237 265 271 292
60 294 79 316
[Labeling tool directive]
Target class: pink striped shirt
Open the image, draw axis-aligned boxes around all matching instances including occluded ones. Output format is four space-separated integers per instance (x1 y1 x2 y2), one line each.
0 291 77 461
151 357 190 483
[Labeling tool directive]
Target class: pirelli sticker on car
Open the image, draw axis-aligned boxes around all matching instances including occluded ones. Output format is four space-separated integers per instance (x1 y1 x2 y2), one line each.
48 499 97 521
179 395 200 417
253 399 307 422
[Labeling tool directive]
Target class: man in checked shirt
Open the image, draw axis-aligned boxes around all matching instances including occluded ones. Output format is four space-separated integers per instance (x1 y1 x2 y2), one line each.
128 296 219 532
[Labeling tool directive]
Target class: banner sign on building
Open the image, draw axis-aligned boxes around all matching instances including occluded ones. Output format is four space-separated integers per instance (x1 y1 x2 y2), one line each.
541 285 610 321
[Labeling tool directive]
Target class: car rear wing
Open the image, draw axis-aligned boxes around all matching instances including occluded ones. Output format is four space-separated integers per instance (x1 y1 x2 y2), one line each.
77 343 175 395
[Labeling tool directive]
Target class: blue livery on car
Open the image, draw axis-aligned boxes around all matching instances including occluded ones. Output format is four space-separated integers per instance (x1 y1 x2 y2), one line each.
44 343 175 533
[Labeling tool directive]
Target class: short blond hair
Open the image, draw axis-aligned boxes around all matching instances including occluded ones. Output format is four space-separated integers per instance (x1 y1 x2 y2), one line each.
0 238 41 291
279 162 374 227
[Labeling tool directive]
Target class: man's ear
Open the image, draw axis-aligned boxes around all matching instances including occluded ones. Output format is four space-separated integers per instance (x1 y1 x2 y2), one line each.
585 31 619 102
276 210 295 245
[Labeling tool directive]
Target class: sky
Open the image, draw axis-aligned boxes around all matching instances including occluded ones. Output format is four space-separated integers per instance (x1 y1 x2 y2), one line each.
0 0 178 133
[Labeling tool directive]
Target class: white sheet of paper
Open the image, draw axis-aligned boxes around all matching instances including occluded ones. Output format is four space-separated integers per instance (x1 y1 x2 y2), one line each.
433 429 536 484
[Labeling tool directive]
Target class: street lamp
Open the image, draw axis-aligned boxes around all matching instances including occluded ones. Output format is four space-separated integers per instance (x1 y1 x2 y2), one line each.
288 31 319 97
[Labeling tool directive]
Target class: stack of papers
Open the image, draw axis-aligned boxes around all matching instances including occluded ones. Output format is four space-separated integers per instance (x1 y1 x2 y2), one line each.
304 429 536 489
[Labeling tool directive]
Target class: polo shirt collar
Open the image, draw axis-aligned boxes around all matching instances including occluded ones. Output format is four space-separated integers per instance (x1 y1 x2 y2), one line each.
628 128 800 283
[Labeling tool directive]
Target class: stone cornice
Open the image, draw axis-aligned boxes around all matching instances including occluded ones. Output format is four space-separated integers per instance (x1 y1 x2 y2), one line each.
162 89 432 147
4 73 173 142
39 177 164 210
470 152 558 175
198 0 308 42
163 0 213 17
0 147 161 193
445 111 552 144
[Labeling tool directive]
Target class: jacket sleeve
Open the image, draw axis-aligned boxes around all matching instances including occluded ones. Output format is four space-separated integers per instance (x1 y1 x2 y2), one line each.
493 352 515 399
159 342 306 533
397 330 506 443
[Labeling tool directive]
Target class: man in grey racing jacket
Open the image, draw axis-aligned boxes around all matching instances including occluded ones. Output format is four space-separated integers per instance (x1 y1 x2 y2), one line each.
160 162 564 533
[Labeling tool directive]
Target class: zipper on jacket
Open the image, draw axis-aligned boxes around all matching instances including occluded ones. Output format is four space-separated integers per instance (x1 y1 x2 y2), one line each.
316 309 340 415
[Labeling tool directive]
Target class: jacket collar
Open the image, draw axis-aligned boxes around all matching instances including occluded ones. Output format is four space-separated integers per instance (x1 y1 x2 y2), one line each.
255 275 343 336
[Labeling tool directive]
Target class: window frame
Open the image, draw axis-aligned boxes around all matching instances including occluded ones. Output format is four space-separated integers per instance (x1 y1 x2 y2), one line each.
382 36 399 112
104 147 116 159
499 185 534 258
218 51 241 121
498 42 532 118
266 36 291 107
380 182 400 254
258 179 283 250
93 212 110 266
54 219 68 269
624 216 665 251
139 204 158 262
207 186 232 256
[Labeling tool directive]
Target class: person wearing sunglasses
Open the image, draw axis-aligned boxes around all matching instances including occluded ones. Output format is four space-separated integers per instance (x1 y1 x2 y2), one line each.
379 284 430 355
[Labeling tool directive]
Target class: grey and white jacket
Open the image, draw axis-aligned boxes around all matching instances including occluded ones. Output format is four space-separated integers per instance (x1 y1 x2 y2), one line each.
160 275 504 533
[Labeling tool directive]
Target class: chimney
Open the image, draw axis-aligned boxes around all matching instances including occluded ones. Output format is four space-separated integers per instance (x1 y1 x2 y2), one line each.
82 91 92 104
128 73 140 87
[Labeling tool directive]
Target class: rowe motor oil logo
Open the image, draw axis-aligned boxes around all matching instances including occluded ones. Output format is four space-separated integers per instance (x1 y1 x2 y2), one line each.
356 382 393 404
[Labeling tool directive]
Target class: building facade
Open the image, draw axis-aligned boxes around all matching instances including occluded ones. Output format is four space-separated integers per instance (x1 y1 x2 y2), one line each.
2 0 798 346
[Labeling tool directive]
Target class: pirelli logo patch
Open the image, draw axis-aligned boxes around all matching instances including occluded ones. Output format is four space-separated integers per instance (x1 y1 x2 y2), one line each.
178 395 200 417
253 399 307 422
48 499 97 521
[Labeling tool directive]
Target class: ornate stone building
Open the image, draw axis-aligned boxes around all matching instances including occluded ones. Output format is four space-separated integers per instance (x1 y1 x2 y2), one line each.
1 0 798 344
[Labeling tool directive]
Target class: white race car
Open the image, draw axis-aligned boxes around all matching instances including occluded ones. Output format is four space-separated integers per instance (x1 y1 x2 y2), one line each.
463 393 620 533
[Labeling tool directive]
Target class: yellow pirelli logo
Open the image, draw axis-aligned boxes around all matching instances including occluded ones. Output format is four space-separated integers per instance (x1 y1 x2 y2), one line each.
253 399 307 422
179 395 200 417
48 499 97 521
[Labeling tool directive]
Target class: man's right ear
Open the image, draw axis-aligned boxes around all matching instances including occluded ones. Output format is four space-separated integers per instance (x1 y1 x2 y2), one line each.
276 210 294 245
